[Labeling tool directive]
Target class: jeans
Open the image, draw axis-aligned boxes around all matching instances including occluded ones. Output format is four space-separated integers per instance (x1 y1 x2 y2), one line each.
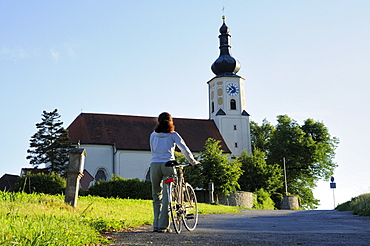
150 162 175 230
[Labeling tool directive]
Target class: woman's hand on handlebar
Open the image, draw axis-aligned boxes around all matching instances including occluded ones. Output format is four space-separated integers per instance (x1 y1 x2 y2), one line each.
191 161 201 167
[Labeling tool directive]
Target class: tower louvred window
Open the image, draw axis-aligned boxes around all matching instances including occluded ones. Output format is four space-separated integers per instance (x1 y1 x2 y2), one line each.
230 99 236 110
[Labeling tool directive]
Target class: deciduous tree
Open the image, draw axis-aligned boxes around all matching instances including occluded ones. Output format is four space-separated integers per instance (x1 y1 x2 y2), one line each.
251 115 339 209
198 138 243 196
177 138 243 196
238 149 283 194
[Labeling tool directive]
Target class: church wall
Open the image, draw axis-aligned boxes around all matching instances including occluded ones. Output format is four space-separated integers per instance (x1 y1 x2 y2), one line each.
117 150 151 180
79 144 113 182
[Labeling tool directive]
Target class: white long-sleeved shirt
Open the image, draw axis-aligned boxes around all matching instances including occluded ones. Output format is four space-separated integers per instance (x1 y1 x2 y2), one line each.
150 131 198 165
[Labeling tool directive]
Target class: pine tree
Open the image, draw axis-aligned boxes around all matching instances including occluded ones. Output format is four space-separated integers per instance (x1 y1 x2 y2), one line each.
26 109 72 176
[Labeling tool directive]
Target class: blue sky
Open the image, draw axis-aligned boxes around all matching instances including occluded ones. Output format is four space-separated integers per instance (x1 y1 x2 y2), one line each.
1 0 369 209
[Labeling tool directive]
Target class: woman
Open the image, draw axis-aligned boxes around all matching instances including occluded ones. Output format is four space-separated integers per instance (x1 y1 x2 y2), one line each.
150 112 199 233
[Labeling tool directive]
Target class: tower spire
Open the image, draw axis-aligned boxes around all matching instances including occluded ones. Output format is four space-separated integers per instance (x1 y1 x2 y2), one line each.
211 16 241 77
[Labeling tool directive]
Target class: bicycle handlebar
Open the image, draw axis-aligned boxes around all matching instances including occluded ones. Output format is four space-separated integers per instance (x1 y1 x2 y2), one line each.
165 161 201 168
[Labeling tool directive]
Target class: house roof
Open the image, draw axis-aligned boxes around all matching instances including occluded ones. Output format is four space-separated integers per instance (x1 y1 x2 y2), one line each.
0 174 19 191
21 168 49 175
67 113 230 153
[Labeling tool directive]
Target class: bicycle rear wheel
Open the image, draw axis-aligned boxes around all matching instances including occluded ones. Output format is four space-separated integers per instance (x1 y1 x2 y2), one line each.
183 183 198 231
168 181 182 233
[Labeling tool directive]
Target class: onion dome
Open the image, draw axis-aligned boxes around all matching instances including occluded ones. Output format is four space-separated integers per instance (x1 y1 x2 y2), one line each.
211 16 241 77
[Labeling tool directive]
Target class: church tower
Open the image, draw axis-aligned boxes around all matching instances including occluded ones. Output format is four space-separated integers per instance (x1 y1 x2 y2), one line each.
208 16 252 157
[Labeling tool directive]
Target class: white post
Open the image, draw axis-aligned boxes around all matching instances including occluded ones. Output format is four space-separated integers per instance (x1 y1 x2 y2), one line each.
333 188 336 209
283 157 288 196
208 182 214 204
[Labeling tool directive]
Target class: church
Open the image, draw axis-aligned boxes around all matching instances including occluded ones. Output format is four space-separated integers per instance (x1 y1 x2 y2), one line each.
67 16 252 183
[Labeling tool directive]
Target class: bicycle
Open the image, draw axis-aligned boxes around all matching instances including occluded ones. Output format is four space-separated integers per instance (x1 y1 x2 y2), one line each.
164 161 199 234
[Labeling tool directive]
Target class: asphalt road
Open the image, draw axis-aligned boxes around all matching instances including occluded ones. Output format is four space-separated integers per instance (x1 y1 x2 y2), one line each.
106 209 370 245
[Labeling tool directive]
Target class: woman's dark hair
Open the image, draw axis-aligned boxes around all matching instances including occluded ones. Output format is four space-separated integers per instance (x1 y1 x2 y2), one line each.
154 112 175 133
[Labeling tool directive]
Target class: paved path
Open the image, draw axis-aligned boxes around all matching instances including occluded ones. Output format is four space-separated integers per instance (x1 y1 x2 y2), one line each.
106 209 370 245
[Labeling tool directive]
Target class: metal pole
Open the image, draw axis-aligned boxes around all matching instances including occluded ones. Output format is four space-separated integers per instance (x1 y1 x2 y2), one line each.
283 157 288 196
209 182 214 204
333 188 336 209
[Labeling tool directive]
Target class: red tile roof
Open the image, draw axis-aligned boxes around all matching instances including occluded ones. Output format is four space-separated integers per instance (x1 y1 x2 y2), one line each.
67 113 230 153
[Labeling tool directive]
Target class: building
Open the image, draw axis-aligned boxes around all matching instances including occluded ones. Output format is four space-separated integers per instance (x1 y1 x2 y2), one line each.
0 174 19 191
67 16 251 184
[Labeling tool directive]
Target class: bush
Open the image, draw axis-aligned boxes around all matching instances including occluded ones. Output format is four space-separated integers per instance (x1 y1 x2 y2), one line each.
336 201 351 211
349 193 370 216
88 176 152 199
253 189 275 210
13 172 66 195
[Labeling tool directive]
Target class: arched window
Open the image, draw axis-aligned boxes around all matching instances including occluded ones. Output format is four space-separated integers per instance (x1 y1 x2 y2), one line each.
230 99 236 110
212 101 215 113
95 168 107 181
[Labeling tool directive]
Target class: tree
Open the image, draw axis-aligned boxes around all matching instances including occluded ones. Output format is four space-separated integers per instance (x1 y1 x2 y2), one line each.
175 151 203 189
251 115 339 209
26 109 72 176
238 149 283 194
198 138 243 196
250 119 274 154
176 138 243 196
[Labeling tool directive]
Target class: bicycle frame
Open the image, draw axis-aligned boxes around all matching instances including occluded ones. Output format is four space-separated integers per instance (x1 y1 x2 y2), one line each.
165 163 198 233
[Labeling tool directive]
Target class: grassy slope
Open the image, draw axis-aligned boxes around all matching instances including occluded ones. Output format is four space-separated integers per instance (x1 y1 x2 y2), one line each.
0 191 242 245
336 193 370 216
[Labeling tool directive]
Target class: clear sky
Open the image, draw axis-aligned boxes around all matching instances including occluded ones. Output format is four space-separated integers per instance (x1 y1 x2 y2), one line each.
1 0 369 209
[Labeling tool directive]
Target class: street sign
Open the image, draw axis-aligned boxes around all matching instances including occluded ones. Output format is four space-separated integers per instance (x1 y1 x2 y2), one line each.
330 176 335 182
330 183 336 189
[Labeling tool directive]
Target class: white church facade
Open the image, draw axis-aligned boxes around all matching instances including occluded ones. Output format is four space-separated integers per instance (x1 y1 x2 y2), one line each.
67 16 252 183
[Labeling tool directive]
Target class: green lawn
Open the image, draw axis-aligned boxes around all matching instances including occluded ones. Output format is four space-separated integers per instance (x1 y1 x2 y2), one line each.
0 191 242 245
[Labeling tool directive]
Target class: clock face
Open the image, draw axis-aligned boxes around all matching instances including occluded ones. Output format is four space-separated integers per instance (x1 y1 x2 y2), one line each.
226 83 239 96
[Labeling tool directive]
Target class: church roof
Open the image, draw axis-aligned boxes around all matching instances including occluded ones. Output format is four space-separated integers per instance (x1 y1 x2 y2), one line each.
67 113 231 153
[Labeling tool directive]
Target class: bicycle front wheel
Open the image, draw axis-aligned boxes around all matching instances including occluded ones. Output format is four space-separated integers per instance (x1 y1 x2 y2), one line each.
169 181 182 233
183 183 198 231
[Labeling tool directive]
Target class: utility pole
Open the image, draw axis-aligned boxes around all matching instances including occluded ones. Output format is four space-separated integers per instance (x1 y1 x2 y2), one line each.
283 157 288 195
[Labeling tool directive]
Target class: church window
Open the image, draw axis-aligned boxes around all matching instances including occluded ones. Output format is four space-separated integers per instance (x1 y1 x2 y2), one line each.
235 143 238 148
95 169 107 181
217 88 223 96
230 99 236 110
233 125 237 130
218 97 223 105
212 102 215 113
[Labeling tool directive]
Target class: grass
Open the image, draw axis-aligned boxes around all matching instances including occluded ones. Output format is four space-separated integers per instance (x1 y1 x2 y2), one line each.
336 193 370 216
0 191 243 245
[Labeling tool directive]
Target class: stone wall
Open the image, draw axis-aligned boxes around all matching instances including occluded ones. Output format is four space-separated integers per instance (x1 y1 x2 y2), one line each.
195 190 254 208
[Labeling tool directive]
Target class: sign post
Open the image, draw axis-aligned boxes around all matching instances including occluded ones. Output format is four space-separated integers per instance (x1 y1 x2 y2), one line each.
330 176 336 209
